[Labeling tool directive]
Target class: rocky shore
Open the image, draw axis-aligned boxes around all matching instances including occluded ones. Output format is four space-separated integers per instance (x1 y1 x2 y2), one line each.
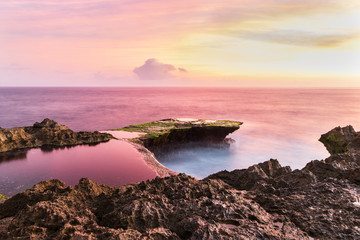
117 118 242 158
0 118 113 153
0 122 359 239
113 118 242 177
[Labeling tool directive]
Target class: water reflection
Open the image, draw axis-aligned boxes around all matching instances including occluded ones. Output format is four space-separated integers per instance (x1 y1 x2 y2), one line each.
0 88 359 188
0 150 28 162
0 140 157 196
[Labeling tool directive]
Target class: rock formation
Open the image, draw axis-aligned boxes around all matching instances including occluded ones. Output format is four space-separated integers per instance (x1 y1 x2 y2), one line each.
0 119 113 153
117 118 242 157
208 125 360 239
0 124 359 239
319 125 360 155
0 175 308 239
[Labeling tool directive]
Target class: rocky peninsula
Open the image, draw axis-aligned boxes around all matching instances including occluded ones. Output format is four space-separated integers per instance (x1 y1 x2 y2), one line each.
117 118 242 158
0 121 359 239
0 118 113 153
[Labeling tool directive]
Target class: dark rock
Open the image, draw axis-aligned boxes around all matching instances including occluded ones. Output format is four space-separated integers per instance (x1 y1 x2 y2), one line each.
209 157 360 239
118 118 242 158
207 159 292 190
0 118 113 152
0 175 308 239
208 125 360 239
319 125 360 154
1 124 360 239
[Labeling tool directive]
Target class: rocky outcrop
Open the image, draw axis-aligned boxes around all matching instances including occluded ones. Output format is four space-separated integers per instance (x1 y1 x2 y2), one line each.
208 125 360 239
0 175 308 239
208 159 360 239
319 125 360 155
0 124 359 239
118 118 242 157
0 119 113 152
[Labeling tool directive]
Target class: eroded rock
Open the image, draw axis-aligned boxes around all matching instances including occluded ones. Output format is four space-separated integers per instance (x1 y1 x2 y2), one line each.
208 125 360 239
0 175 308 239
117 118 242 157
319 125 360 155
1 124 360 239
0 119 113 153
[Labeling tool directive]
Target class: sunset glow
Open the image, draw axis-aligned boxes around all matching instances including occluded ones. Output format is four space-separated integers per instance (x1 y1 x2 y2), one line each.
1 0 359 87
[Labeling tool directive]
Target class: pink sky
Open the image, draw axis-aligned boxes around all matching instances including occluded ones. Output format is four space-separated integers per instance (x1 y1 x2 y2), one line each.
0 0 359 87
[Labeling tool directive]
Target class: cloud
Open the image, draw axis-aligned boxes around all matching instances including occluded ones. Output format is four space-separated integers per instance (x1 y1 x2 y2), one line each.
230 30 359 47
133 58 187 80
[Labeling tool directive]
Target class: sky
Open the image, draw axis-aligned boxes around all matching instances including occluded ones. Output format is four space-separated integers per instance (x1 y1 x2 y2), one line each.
0 0 359 87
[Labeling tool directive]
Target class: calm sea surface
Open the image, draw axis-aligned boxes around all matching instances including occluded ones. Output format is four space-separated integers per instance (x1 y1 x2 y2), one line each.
0 87 360 195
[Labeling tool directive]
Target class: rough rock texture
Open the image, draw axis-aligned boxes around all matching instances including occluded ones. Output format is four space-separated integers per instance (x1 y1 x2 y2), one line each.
0 119 113 153
208 125 360 239
0 125 359 239
118 118 242 157
319 125 360 155
0 175 308 239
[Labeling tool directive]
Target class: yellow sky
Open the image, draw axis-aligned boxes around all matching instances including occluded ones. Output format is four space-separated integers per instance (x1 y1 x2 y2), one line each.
0 0 359 87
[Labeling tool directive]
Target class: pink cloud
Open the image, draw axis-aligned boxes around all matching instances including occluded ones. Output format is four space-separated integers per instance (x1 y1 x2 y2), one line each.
133 59 187 80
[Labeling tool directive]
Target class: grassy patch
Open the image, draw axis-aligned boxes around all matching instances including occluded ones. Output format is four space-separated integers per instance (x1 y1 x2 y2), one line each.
327 133 343 142
113 119 242 142
114 121 177 133
144 132 167 139
0 194 6 199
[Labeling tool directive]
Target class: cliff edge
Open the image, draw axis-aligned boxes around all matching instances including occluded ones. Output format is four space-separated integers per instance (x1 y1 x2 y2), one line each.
117 118 242 157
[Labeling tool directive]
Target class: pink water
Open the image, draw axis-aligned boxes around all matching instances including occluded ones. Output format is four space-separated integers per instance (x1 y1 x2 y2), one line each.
0 87 360 194
0 140 157 196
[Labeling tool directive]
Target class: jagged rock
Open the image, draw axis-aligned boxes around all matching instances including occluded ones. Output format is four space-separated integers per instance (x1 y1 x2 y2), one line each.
209 158 360 239
207 159 292 190
1 124 360 239
208 125 360 239
0 118 113 152
304 125 360 185
319 125 360 155
0 175 308 239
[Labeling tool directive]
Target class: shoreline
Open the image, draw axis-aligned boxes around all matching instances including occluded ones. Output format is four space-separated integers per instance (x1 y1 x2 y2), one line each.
0 119 359 239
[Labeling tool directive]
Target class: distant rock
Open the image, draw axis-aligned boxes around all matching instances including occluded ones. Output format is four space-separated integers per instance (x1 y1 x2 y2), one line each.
117 118 242 157
0 119 113 153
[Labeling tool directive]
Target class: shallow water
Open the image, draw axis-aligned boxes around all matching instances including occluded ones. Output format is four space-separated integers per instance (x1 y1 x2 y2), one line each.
0 87 360 193
0 139 157 196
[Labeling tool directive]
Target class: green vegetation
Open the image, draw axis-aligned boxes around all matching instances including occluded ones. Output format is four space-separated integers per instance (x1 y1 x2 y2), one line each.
144 132 165 139
113 118 242 141
116 119 241 132
327 133 344 143
320 132 349 154
0 194 6 199
113 121 177 133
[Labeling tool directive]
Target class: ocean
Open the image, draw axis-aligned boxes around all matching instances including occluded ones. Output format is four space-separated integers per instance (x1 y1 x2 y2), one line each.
0 87 359 195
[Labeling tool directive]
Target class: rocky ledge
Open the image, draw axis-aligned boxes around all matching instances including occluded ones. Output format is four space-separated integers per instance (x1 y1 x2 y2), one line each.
0 125 359 239
0 119 113 153
117 118 242 157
